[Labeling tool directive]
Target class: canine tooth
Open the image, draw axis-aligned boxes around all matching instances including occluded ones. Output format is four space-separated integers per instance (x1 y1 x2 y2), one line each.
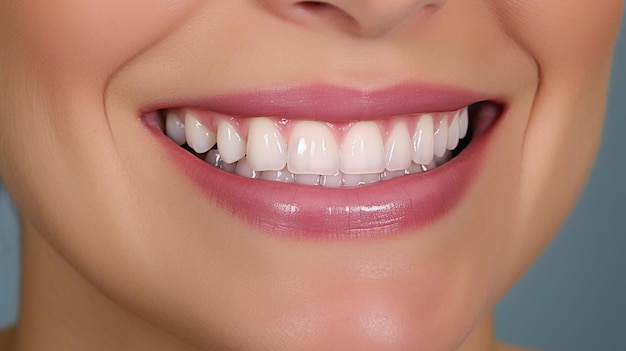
235 157 261 179
412 114 434 165
447 112 460 150
165 111 186 145
261 167 295 183
340 122 385 174
294 174 320 186
288 121 340 175
320 172 343 188
217 121 247 164
459 107 469 139
247 118 287 171
185 113 216 153
433 115 449 157
385 122 412 171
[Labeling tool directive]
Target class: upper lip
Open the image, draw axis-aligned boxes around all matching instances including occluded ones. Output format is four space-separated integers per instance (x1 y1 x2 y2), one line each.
143 83 492 121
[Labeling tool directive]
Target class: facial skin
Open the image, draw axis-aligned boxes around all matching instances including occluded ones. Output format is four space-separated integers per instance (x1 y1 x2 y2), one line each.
0 1 623 350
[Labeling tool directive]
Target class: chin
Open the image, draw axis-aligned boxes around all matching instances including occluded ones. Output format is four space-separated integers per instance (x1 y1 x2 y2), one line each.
0 1 622 350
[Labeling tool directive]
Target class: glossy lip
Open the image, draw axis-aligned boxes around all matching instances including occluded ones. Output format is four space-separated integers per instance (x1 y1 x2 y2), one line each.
142 84 502 239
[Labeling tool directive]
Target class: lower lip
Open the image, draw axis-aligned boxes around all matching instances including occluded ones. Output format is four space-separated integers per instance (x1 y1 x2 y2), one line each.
144 110 496 239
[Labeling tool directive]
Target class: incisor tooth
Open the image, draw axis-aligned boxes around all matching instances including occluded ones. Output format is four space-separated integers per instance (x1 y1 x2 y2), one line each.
385 122 413 171
287 121 340 175
169 105 471 185
247 118 287 171
413 114 434 165
217 121 247 164
185 113 216 153
340 122 385 174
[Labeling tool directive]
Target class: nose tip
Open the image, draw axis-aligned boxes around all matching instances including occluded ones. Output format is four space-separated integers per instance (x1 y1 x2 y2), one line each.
265 0 449 37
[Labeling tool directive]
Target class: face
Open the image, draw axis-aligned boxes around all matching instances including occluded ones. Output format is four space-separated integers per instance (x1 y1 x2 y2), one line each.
0 1 622 350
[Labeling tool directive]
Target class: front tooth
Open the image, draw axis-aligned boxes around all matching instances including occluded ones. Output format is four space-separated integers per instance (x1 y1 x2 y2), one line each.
412 114 434 165
433 115 449 158
165 111 186 145
340 121 385 174
217 121 247 164
247 118 287 171
447 112 460 150
385 122 412 171
185 113 216 153
287 121 340 175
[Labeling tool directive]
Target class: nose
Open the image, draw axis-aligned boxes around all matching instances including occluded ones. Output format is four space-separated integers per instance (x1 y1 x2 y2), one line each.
261 0 449 37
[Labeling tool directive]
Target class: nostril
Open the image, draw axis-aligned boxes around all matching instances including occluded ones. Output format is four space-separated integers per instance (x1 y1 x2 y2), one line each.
294 1 337 16
291 1 358 29
297 1 332 10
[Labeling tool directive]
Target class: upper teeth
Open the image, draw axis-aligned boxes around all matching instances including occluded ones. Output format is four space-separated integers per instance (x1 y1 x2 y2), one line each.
163 107 469 186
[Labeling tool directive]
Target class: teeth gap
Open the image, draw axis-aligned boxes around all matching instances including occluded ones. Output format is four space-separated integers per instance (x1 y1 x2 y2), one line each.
158 102 497 188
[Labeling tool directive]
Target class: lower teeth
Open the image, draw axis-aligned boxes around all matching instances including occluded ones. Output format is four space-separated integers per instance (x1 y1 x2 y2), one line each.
194 147 454 188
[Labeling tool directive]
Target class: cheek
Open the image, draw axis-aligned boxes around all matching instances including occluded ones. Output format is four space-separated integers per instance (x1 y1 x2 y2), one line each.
0 0 206 241
1 0 202 84
493 1 623 72
490 0 623 286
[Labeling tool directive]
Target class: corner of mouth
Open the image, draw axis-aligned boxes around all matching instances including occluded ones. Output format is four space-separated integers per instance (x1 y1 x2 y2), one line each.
140 97 504 238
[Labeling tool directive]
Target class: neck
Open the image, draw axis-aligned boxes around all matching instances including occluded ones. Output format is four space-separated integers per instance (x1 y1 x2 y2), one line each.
10 219 505 351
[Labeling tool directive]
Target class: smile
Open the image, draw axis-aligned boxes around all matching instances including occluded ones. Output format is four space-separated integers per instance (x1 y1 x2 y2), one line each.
142 84 503 238
162 107 468 187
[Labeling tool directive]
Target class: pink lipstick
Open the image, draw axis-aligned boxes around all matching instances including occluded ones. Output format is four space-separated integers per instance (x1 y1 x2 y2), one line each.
142 84 503 238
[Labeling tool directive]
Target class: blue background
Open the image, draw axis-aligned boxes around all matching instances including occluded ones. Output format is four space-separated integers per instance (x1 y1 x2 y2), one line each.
494 20 626 351
1 20 625 351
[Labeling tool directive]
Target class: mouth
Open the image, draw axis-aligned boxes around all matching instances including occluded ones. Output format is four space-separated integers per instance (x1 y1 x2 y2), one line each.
142 84 503 238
